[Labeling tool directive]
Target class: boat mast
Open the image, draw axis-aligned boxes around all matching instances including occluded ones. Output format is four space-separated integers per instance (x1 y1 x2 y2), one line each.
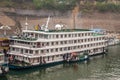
44 16 50 31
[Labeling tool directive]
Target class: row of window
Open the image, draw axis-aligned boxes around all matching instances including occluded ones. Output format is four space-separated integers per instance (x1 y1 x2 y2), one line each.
23 32 95 39
14 54 62 63
41 42 105 53
48 33 93 39
11 37 105 48
45 37 105 46
10 42 106 54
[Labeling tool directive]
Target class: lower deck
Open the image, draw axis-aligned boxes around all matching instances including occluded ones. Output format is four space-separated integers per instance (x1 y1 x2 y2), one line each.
8 47 106 66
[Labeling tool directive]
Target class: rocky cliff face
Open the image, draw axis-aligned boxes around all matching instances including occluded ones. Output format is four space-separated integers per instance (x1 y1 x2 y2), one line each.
0 8 120 36
18 10 120 32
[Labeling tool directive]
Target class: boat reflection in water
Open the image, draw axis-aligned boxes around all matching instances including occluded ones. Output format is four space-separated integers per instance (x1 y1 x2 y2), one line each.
8 60 90 80
0 75 8 80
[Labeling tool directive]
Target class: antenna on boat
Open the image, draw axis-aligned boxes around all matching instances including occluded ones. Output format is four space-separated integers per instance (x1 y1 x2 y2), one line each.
25 17 28 30
44 15 50 31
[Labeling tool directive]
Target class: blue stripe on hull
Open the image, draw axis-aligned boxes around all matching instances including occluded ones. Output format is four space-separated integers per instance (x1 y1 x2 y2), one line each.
7 61 64 70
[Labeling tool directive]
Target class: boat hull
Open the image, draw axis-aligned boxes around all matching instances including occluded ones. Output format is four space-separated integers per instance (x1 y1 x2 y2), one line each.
6 57 89 70
89 51 107 57
7 61 64 70
5 52 107 70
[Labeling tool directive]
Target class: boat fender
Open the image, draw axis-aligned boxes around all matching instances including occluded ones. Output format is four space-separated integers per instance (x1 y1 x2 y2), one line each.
4 67 9 72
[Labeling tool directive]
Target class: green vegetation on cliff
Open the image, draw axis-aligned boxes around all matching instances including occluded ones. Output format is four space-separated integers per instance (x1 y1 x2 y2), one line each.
33 0 76 11
96 2 120 12
0 0 120 13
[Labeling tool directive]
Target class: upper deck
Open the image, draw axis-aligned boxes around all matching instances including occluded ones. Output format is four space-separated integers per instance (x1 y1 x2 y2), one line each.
10 29 106 42
22 29 92 34
9 28 108 58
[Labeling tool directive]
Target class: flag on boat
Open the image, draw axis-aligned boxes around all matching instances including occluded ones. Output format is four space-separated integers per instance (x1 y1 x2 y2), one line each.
34 24 41 31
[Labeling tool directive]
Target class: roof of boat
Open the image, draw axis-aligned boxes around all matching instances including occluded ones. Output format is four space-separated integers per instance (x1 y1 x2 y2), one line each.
23 29 92 33
47 29 91 32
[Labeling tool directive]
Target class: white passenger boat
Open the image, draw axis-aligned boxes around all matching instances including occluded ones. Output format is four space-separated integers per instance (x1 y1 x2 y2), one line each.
7 17 108 70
